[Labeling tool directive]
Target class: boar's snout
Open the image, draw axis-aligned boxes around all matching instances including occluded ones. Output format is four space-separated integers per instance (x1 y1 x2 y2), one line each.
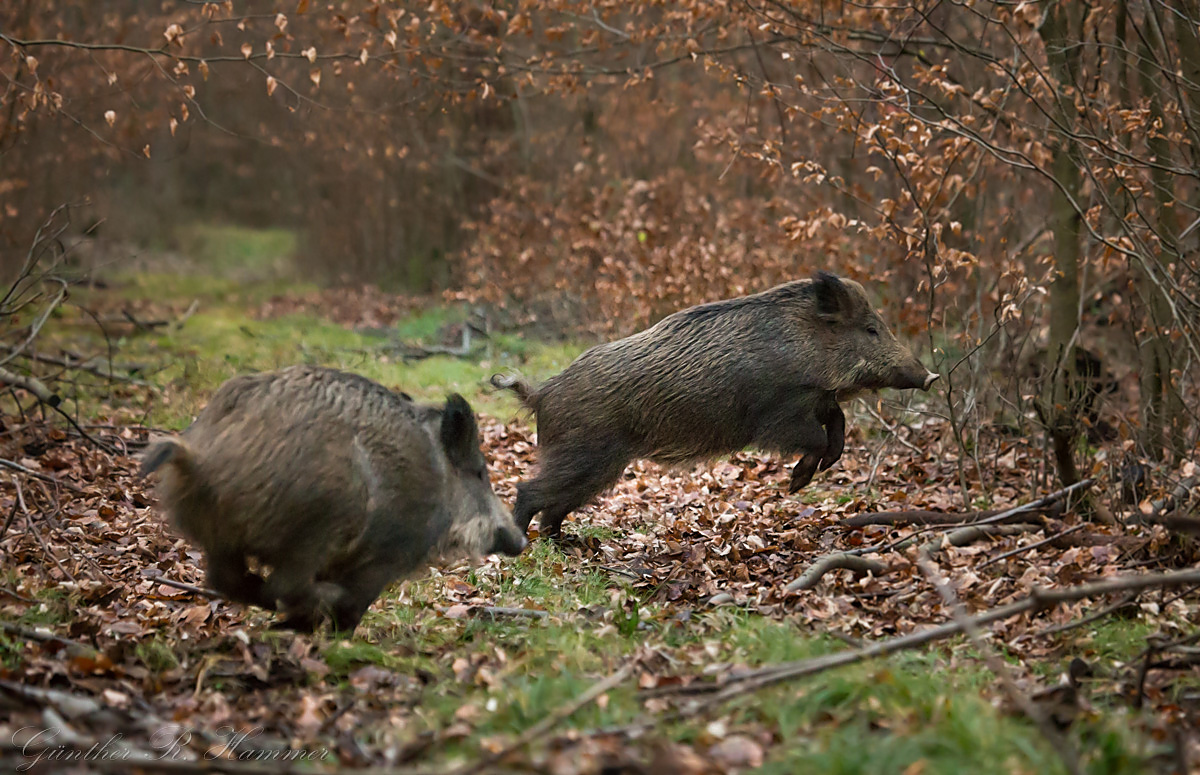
490 524 528 556
890 352 940 391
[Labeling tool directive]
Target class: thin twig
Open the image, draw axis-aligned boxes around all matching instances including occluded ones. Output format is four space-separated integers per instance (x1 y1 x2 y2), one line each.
860 402 924 455
0 479 19 542
0 458 84 492
1035 594 1140 637
145 574 222 598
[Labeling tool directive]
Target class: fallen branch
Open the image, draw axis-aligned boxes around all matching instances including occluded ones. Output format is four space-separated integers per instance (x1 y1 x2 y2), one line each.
0 365 60 406
784 553 886 592
644 567 1200 715
20 350 153 385
103 309 170 331
434 604 549 620
1133 631 1200 709
918 523 1043 556
842 503 1063 528
842 479 1091 530
849 478 1096 558
0 621 96 657
0 680 342 775
1135 472 1199 527
787 525 1044 593
468 606 549 620
1035 594 1140 638
0 586 34 603
145 574 222 598
916 552 1082 775
449 660 637 775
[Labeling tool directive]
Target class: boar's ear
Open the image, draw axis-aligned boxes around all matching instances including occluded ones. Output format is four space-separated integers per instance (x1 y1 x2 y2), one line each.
811 271 853 324
440 393 482 469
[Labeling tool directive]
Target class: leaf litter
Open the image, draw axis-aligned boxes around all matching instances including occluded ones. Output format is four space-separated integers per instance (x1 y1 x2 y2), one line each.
0 369 1197 772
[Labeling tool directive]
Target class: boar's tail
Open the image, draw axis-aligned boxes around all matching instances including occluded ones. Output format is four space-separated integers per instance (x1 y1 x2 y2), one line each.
489 373 541 412
138 438 193 479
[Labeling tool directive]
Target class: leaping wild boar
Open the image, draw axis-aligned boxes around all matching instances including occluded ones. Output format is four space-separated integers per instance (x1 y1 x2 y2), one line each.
493 272 938 540
140 365 526 632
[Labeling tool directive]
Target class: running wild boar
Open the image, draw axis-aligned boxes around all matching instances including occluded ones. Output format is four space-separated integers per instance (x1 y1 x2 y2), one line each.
494 272 938 539
141 365 526 631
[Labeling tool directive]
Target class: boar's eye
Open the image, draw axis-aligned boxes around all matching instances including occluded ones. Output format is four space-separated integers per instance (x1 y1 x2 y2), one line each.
866 324 879 337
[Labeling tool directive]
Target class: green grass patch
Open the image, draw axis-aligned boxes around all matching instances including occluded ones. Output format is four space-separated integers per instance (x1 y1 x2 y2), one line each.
323 641 395 677
102 303 586 426
12 588 75 628
135 637 182 674
174 223 297 276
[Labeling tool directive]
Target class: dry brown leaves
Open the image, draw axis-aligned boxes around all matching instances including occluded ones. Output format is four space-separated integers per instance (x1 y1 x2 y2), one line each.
0 408 1196 772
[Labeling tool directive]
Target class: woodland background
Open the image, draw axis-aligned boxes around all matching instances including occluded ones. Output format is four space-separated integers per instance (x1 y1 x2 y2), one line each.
3 1 1200 773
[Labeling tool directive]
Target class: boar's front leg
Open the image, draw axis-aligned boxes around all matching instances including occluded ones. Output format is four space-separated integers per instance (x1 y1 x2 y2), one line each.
784 420 828 494
787 398 845 493
816 399 845 472
205 549 276 611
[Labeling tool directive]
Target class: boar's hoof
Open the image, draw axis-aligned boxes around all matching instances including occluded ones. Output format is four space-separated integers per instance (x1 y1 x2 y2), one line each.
789 455 820 493
270 612 323 634
535 524 565 543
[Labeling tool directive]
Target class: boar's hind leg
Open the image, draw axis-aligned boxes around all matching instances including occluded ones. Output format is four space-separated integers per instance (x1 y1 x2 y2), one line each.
521 443 630 541
205 549 275 610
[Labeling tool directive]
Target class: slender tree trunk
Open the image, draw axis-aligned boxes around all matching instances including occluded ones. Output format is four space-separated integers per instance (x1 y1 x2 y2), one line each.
1038 0 1085 486
1135 30 1182 461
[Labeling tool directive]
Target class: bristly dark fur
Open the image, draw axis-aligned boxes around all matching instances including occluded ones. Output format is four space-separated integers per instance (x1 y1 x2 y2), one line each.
142 365 524 632
494 272 936 539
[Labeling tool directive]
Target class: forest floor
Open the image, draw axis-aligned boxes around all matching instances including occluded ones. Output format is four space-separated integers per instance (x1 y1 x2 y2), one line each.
2 226 1198 774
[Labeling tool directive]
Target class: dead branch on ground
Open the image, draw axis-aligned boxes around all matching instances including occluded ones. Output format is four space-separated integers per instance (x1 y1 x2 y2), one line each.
627 567 1200 734
784 553 886 592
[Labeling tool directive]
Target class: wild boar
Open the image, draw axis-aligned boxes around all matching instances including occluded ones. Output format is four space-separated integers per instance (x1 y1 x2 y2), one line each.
140 365 526 631
493 272 938 539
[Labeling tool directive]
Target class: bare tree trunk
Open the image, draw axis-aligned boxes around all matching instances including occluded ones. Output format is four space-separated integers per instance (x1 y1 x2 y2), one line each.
1135 26 1184 461
1038 0 1086 486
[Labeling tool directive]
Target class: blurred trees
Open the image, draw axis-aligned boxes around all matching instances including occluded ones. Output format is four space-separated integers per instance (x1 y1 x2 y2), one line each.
2 1 1199 480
